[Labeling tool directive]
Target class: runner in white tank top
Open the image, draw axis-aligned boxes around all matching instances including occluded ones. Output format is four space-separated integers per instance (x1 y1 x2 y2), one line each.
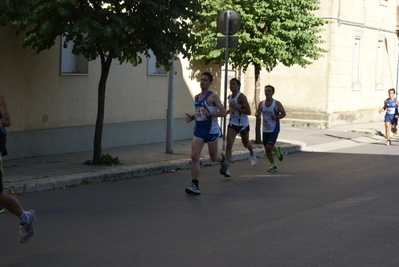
255 85 286 173
224 78 257 177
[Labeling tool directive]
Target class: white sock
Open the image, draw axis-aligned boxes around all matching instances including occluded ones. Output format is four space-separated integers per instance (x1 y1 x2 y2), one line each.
19 211 28 225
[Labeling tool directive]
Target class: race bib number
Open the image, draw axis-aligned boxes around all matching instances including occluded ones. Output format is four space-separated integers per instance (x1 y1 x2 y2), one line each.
263 111 273 126
195 107 207 121
387 107 395 115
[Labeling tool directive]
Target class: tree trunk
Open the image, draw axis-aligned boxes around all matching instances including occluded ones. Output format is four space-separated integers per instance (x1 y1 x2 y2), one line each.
254 64 262 144
92 53 113 165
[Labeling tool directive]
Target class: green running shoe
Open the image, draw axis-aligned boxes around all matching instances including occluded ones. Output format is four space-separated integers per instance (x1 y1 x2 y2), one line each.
276 147 284 161
267 163 277 172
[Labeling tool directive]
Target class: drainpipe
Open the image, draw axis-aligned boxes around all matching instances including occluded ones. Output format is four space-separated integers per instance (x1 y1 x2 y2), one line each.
166 19 177 154
396 35 399 98
166 57 175 154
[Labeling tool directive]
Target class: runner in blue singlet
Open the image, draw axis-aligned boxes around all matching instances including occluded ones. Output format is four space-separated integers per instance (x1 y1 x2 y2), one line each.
0 91 36 243
184 72 228 195
379 88 399 145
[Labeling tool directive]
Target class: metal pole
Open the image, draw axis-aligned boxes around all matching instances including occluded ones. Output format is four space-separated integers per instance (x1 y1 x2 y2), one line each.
166 58 175 154
396 37 399 98
222 11 230 151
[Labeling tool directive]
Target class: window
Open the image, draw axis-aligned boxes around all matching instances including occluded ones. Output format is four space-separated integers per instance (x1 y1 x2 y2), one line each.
147 50 167 75
60 35 88 75
352 36 361 89
375 40 384 90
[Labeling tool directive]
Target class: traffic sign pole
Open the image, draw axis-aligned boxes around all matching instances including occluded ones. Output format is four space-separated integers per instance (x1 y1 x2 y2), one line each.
216 9 241 150
222 11 231 150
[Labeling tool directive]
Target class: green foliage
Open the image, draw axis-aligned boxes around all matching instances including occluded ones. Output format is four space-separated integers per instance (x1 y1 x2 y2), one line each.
1 0 201 165
0 0 35 29
2 0 201 68
100 154 120 166
192 0 327 72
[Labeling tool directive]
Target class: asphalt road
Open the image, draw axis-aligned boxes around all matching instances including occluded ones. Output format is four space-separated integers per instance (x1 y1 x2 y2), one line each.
1 149 399 267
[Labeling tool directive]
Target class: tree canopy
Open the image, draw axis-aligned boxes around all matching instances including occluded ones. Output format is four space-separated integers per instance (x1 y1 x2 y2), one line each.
2 0 200 66
191 0 327 143
1 0 201 164
192 0 327 72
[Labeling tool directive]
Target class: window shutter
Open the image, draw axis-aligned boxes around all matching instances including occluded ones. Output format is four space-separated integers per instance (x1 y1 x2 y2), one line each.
61 36 77 73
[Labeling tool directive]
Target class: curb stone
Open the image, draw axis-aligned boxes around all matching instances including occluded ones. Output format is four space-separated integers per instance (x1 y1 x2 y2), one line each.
5 143 301 195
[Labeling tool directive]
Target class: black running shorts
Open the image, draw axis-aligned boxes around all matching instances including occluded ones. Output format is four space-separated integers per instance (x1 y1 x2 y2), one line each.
0 134 7 156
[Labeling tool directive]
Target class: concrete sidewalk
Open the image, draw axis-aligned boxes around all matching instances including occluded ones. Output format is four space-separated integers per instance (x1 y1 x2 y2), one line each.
2 121 387 195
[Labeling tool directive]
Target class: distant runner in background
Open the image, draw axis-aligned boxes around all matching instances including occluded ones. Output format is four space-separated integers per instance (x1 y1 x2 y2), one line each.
379 88 399 146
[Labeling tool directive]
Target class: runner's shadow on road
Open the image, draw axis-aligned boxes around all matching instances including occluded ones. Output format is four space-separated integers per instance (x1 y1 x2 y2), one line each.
324 133 387 146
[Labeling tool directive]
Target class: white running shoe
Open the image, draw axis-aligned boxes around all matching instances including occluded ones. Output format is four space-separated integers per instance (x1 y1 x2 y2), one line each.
387 140 391 146
19 210 36 243
251 155 257 166
224 168 231 178
219 153 229 176
185 183 201 195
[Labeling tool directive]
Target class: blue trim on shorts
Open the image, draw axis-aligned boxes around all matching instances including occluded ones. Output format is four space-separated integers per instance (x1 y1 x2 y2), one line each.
385 115 397 125
194 130 221 143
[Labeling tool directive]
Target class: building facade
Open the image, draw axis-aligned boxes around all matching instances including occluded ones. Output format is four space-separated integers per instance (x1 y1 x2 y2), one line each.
0 26 221 159
0 0 398 159
242 0 398 128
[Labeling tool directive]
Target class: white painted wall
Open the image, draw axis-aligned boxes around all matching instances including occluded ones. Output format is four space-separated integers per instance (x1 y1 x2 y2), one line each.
0 27 219 159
